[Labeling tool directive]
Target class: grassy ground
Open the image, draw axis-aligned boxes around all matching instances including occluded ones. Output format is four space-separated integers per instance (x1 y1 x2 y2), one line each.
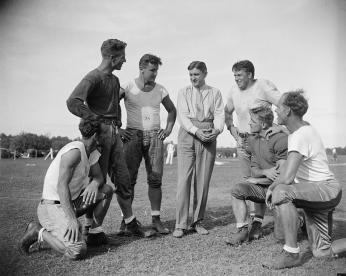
1 156 346 276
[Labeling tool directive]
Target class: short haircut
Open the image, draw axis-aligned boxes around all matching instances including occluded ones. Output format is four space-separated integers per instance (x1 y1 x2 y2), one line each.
282 90 308 118
139 54 162 68
187 61 207 73
250 106 274 127
232 60 255 77
101 39 127 58
79 119 100 139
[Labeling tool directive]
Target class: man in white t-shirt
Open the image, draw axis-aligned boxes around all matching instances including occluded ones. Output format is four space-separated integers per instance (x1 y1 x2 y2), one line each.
120 54 176 234
165 141 175 165
225 60 282 178
263 91 345 269
225 60 282 219
18 120 114 260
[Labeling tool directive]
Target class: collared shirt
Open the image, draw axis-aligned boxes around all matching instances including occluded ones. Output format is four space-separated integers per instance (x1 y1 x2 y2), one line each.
177 84 225 135
225 79 281 133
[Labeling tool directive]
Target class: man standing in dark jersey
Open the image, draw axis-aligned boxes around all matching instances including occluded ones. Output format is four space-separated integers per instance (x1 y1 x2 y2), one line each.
66 39 147 237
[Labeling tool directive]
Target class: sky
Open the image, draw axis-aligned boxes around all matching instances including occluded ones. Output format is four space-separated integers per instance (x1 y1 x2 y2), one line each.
1 0 345 148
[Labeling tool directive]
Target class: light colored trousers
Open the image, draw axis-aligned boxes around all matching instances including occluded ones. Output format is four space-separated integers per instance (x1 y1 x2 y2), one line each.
175 126 216 229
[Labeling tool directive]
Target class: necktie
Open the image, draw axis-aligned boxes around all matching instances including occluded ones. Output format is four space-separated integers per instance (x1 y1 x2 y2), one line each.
195 90 204 121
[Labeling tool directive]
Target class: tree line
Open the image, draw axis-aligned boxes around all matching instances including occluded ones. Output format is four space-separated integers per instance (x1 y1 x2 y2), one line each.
0 132 74 158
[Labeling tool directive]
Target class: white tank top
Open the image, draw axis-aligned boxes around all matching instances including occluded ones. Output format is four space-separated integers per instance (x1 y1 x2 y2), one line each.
42 141 100 201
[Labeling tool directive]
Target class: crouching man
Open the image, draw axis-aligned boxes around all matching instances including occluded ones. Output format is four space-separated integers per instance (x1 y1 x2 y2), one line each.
263 91 346 269
226 106 288 246
18 120 113 260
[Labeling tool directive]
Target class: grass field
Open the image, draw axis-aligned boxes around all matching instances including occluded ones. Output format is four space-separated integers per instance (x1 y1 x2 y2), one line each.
1 156 346 275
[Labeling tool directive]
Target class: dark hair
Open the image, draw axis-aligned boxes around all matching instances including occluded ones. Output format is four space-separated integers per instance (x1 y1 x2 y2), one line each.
139 54 162 68
101 39 127 57
250 106 274 127
232 60 255 77
187 61 207 73
79 119 100 139
282 90 308 118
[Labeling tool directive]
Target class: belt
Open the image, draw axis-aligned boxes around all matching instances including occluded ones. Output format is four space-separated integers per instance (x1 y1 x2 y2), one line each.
238 132 249 138
41 199 60 204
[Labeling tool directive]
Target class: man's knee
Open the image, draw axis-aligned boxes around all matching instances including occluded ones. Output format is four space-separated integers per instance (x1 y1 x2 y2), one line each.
99 184 114 198
230 183 250 200
148 173 162 189
272 185 293 205
64 241 87 260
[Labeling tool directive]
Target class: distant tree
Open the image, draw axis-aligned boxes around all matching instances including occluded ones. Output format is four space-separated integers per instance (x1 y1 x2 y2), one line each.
51 136 72 151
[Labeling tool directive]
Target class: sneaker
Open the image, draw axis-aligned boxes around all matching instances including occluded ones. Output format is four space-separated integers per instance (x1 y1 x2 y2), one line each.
225 225 249 246
193 222 209 235
172 228 184 238
18 221 41 255
86 232 108 246
152 216 170 235
248 221 263 241
262 250 304 270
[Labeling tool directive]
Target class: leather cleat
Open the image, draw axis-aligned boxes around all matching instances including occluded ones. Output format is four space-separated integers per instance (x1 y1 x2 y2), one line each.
262 250 305 270
248 221 263 241
124 218 156 238
18 221 41 255
86 232 108 246
225 225 249 246
152 216 170 235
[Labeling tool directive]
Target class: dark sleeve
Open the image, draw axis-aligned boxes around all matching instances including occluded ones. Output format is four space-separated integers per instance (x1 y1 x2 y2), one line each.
273 134 288 160
66 78 98 120
248 137 261 172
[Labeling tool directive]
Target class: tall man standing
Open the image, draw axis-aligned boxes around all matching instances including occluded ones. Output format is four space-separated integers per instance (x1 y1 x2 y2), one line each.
225 60 282 178
66 39 145 236
173 61 224 238
224 60 282 219
120 54 176 234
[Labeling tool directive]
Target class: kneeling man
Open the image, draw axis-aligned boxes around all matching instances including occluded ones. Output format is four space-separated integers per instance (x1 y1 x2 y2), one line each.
227 106 287 246
263 91 346 269
18 120 113 260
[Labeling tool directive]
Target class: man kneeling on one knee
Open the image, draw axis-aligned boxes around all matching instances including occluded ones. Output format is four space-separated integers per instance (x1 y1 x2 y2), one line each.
227 106 288 246
18 119 113 260
262 91 346 270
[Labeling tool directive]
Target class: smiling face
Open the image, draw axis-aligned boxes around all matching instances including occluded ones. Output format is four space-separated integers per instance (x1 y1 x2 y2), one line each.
233 69 252 90
189 68 206 88
141 63 159 83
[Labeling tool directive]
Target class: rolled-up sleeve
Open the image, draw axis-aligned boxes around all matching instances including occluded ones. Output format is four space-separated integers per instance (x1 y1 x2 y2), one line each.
177 88 198 135
213 90 225 133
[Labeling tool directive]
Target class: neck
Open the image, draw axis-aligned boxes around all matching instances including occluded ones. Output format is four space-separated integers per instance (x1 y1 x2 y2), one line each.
244 79 255 90
97 60 113 74
137 76 155 88
285 116 307 133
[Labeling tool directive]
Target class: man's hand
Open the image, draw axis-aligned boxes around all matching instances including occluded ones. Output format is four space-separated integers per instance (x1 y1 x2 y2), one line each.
157 128 171 140
262 165 280 181
265 125 289 140
229 126 241 146
119 128 133 143
195 129 211 143
64 218 80 243
82 181 99 205
204 128 220 142
265 188 274 210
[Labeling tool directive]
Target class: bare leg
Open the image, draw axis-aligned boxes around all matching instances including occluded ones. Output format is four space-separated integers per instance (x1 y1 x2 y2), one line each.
277 202 299 248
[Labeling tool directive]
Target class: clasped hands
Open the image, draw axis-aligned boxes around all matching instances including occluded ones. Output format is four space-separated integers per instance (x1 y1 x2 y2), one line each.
195 128 219 143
